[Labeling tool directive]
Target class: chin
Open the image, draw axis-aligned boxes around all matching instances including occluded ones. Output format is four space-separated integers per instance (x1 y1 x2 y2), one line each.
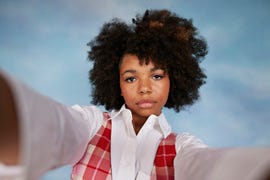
137 109 160 117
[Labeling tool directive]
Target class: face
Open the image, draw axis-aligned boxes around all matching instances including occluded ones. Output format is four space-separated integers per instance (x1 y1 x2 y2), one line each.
119 54 170 120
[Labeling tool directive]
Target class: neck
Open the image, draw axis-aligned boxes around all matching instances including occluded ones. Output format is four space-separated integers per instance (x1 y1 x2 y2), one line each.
132 115 148 135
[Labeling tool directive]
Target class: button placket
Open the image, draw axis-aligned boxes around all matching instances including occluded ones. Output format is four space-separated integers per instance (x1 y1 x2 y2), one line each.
116 137 137 178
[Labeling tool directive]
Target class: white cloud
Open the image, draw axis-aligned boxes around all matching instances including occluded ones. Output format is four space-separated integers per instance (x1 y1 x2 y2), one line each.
201 16 246 50
208 63 270 99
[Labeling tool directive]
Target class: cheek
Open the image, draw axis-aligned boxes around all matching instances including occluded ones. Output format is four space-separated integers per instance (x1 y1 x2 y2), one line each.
120 82 133 99
120 89 135 107
159 80 170 102
120 81 127 96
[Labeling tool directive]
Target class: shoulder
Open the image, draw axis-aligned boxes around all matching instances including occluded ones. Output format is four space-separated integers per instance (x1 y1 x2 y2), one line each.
70 105 107 138
71 105 104 120
175 133 207 153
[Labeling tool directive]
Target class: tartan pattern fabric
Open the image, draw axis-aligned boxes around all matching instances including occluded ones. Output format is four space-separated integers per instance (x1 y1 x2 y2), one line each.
151 133 177 180
71 111 177 180
71 113 112 180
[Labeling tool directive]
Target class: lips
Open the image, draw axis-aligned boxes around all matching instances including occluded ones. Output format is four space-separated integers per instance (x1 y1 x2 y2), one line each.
136 99 156 108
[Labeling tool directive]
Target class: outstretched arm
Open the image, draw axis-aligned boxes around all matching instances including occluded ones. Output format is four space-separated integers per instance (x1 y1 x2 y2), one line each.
175 147 270 180
0 73 20 165
0 70 103 179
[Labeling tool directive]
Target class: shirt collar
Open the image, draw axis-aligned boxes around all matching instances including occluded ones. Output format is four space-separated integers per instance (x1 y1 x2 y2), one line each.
110 104 171 138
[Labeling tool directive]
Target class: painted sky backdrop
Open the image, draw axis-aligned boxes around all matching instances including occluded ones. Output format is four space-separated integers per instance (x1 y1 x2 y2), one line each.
0 0 270 179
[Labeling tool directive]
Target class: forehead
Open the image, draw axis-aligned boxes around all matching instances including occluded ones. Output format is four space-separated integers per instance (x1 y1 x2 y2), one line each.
119 54 161 70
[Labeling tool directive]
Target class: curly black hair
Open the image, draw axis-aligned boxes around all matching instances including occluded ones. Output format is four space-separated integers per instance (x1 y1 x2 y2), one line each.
88 9 208 112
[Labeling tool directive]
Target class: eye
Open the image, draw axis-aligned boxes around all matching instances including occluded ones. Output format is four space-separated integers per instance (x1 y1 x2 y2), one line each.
124 76 136 83
152 74 164 80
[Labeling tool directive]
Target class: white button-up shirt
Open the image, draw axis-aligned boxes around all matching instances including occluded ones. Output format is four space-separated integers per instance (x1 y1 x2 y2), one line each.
0 70 207 180
71 103 207 180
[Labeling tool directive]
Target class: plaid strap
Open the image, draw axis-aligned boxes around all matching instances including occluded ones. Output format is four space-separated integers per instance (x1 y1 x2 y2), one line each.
71 113 112 180
151 133 177 180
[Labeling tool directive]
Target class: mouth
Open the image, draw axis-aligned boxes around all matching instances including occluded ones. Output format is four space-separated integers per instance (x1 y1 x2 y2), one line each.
136 99 156 108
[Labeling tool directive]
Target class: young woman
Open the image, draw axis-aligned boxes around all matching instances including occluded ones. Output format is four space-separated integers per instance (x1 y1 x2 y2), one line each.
1 9 269 180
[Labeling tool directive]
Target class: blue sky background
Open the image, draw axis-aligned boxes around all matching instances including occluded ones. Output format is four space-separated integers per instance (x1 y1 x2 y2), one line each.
0 0 270 179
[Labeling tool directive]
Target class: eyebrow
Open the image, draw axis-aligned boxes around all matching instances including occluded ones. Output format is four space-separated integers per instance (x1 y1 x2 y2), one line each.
120 67 164 76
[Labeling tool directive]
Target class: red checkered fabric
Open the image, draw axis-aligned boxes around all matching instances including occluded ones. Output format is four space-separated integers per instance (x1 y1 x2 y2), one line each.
71 113 112 180
71 112 176 180
151 133 177 180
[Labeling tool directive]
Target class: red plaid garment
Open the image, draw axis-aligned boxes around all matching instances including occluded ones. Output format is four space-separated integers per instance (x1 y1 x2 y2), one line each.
71 112 177 180
150 133 177 180
71 113 112 180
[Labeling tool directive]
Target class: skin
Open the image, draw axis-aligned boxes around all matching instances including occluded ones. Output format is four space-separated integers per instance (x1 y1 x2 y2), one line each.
0 74 19 165
119 54 170 134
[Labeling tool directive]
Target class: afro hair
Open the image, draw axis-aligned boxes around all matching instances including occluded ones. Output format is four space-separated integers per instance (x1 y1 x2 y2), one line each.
88 9 208 112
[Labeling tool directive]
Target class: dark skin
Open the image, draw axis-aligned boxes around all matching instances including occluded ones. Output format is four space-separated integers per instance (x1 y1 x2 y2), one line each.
0 74 19 165
119 54 170 134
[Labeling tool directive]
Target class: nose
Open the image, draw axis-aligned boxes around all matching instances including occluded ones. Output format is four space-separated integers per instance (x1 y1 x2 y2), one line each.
138 79 152 94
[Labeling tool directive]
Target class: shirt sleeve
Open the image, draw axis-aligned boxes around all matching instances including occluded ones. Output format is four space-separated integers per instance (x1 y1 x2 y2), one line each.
0 70 103 180
175 133 207 153
174 133 270 180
